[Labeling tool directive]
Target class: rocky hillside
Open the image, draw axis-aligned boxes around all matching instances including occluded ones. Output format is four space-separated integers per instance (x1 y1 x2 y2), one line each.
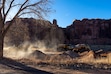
5 18 65 47
4 18 111 46
65 18 111 44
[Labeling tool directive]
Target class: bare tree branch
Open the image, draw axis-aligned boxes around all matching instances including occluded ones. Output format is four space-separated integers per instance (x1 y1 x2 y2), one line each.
3 0 29 36
11 4 22 7
2 0 6 18
0 8 3 32
5 0 15 19
1 0 51 36
21 0 46 11
0 0 3 10
18 11 35 17
12 0 29 19
0 0 52 58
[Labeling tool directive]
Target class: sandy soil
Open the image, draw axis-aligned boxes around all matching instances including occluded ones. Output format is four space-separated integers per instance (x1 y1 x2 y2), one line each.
36 66 111 74
0 57 111 74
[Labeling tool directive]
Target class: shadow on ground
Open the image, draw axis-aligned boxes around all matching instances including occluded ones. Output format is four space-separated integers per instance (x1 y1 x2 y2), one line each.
0 57 53 74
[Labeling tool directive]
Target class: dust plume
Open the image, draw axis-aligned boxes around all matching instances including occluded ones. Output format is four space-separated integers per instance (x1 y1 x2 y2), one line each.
3 41 57 59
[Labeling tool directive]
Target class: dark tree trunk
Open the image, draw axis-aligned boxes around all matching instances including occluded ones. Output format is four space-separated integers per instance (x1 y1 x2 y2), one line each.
0 33 3 58
0 8 3 58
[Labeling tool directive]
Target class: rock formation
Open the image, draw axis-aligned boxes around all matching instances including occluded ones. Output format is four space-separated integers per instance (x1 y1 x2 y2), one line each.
53 19 58 26
65 19 111 44
5 18 111 46
5 18 65 47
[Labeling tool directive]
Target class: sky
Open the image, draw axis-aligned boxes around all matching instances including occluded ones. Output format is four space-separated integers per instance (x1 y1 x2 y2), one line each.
47 0 111 28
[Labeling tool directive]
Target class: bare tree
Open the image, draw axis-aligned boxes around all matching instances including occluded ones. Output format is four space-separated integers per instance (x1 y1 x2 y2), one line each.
0 0 52 58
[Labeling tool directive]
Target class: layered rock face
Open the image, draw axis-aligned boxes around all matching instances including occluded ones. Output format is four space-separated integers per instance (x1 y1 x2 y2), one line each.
5 18 111 46
5 18 65 47
65 19 111 44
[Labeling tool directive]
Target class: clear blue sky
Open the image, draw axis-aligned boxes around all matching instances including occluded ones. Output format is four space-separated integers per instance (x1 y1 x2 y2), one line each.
47 0 111 28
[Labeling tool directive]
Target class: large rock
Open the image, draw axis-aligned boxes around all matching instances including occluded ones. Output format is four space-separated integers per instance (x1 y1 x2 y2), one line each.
63 50 79 58
29 50 46 60
73 44 91 53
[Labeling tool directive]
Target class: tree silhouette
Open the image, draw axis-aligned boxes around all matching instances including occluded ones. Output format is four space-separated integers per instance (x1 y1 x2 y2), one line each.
0 0 51 58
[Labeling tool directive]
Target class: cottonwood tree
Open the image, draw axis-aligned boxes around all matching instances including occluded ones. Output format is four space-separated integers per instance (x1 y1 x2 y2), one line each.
0 0 51 58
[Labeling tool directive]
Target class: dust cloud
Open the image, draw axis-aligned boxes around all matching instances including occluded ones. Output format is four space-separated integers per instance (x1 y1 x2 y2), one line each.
3 41 57 59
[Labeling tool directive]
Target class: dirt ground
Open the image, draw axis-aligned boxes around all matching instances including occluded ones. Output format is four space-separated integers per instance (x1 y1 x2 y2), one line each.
0 58 111 74
37 66 111 74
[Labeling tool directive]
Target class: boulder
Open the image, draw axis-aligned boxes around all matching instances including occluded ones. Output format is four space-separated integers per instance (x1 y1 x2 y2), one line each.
63 50 79 58
73 44 91 53
29 50 46 60
94 49 110 58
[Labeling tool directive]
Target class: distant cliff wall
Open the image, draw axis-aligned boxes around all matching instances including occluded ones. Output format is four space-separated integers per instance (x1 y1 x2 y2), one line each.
5 18 111 46
65 19 111 44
